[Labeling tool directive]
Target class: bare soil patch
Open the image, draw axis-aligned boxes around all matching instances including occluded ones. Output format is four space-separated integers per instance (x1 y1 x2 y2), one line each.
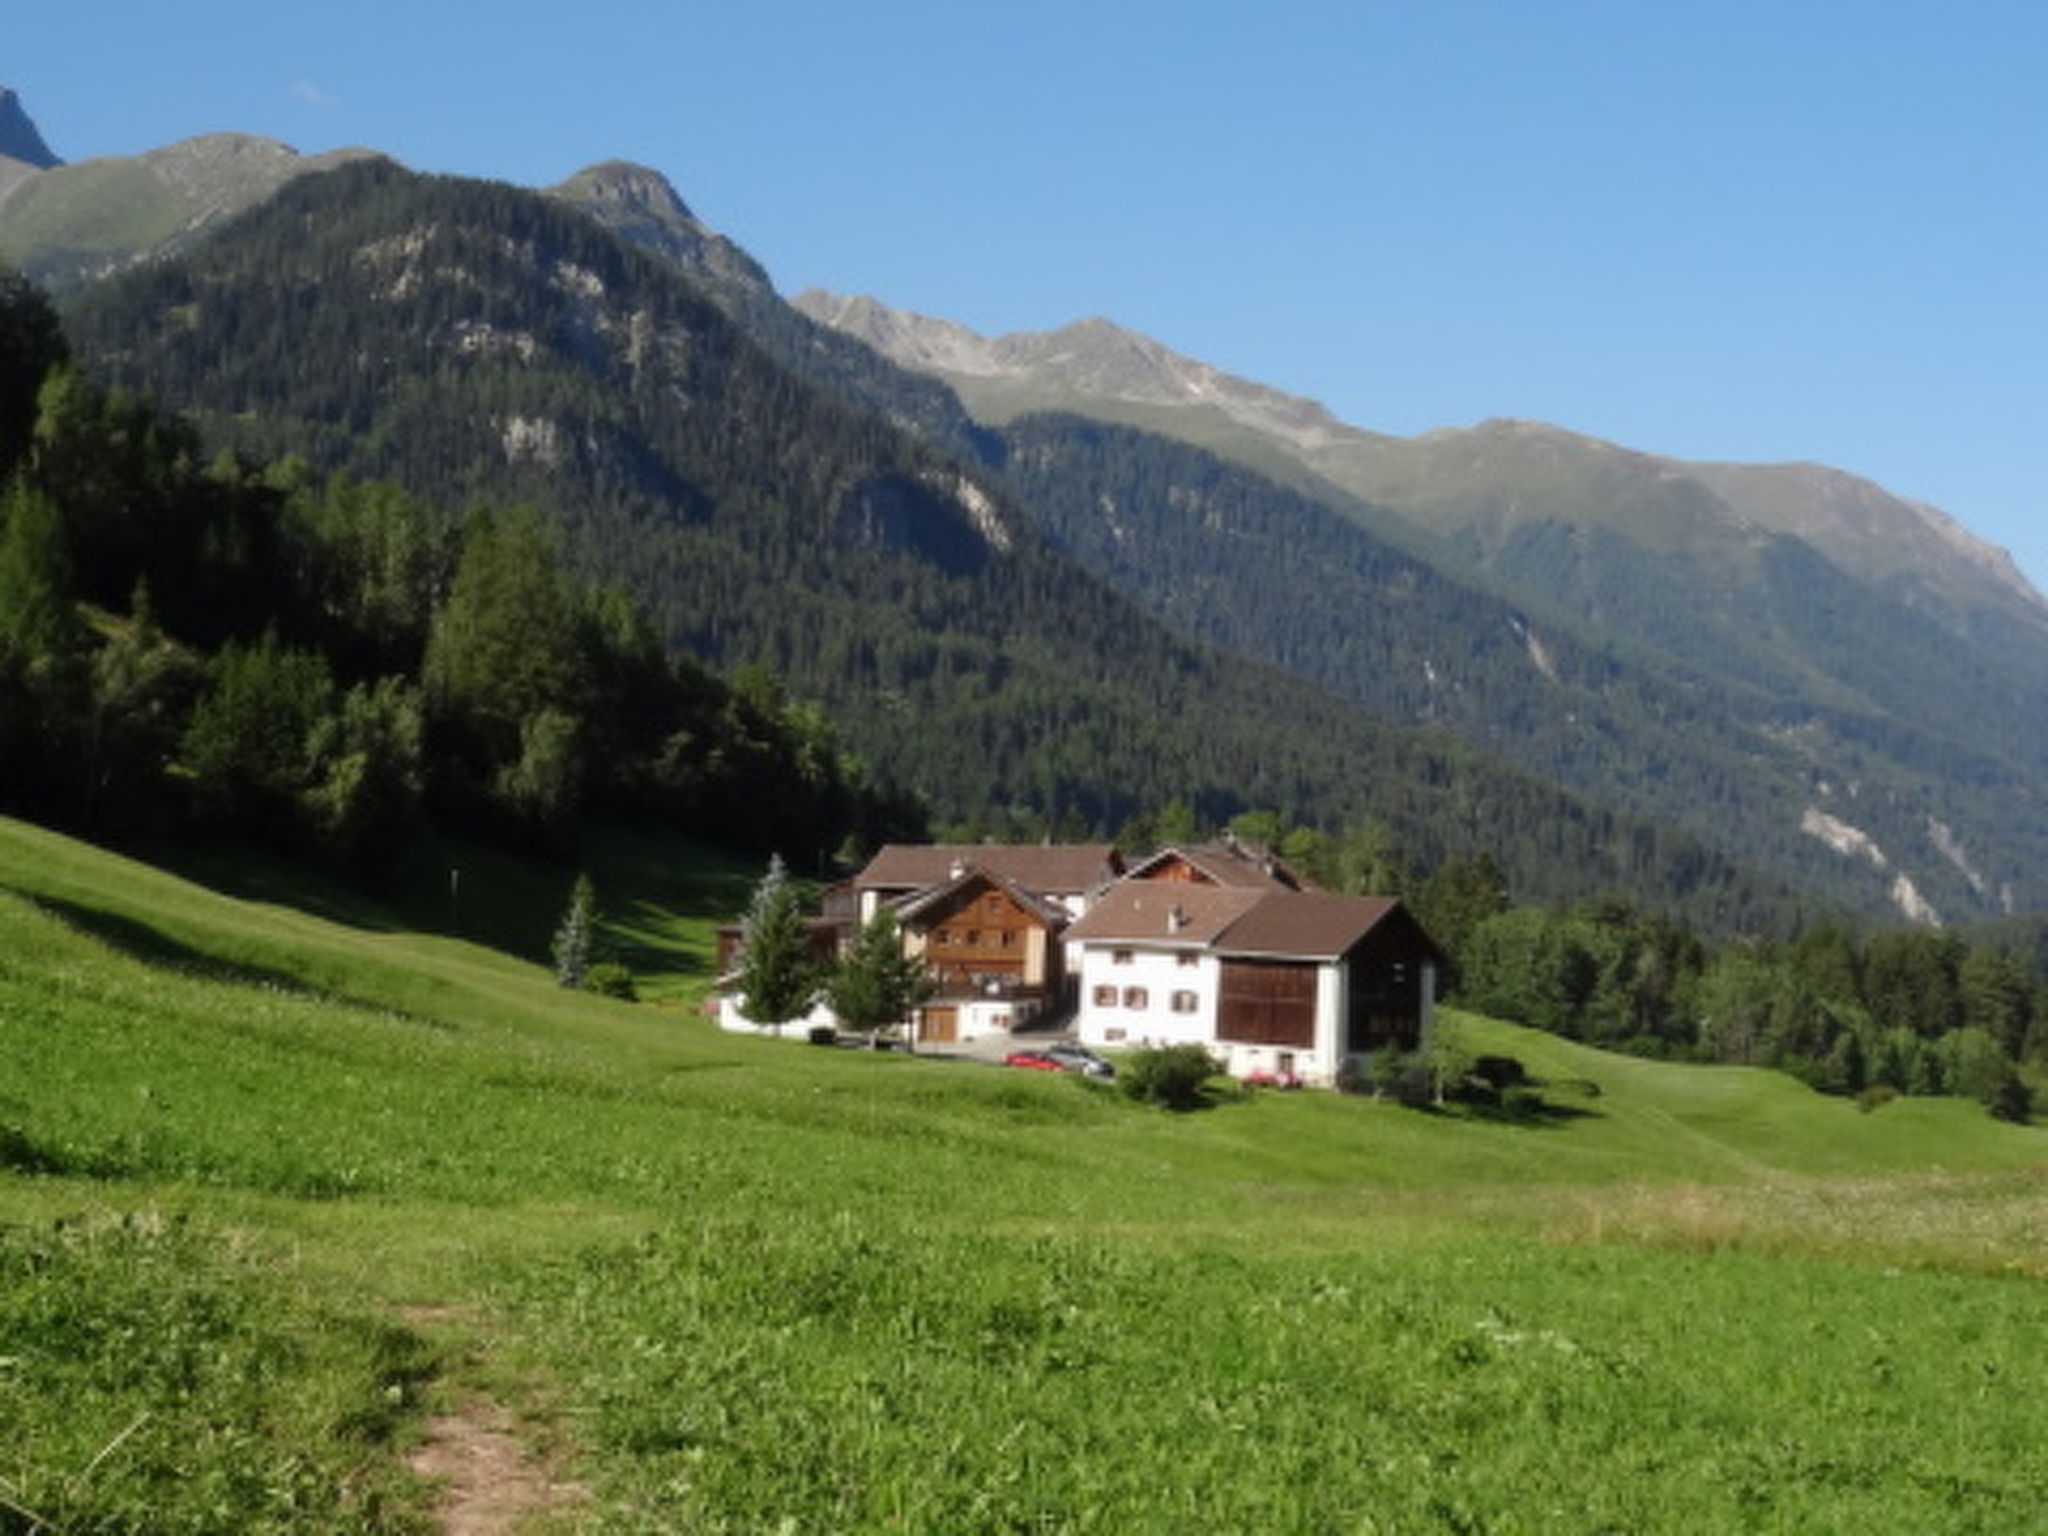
400 1306 591 1534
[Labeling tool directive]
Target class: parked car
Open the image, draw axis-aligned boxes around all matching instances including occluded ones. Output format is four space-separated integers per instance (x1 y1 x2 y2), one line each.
1045 1043 1117 1079
1003 1049 1065 1072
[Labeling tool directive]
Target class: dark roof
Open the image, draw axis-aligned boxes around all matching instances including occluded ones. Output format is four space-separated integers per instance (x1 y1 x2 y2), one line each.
1213 893 1407 961
891 866 1073 930
1070 887 1441 964
856 843 1123 897
1063 883 1266 946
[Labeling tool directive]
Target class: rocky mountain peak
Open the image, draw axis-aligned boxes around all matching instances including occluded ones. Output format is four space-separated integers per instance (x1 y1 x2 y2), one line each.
798 291 1351 449
556 159 697 224
0 88 61 169
550 160 772 299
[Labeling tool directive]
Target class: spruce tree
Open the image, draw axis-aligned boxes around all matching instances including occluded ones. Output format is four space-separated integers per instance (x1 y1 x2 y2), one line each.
735 854 817 1032
552 873 598 989
825 908 932 1047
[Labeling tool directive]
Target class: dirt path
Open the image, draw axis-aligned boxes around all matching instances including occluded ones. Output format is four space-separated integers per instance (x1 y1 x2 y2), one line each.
409 1394 589 1535
400 1306 591 1535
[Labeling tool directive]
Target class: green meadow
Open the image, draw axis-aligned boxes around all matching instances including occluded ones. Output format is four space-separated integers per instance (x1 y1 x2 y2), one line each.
3 817 2046 1533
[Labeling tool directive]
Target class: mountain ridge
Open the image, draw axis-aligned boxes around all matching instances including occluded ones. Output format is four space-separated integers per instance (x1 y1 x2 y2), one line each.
0 124 382 290
798 292 2045 627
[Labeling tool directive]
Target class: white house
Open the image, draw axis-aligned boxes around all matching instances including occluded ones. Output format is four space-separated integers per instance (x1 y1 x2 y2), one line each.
1065 883 1442 1087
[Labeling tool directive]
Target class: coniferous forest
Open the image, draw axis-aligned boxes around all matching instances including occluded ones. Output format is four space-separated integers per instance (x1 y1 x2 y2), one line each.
0 263 923 877
55 158 1815 932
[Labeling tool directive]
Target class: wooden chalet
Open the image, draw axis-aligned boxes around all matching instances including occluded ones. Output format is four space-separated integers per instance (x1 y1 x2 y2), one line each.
853 842 1123 922
890 866 1073 1044
1123 838 1313 892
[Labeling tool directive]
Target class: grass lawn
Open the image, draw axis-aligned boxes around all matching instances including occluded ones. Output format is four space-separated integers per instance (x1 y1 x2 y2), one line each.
2 816 2045 1532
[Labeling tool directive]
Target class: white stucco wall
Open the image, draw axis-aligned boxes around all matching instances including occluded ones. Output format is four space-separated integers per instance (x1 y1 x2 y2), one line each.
1073 943 1217 1052
1074 943 1351 1087
717 993 839 1038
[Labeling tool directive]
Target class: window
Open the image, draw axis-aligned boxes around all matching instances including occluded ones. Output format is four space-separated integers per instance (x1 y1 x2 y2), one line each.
1176 951 1199 968
1123 986 1150 1010
1171 990 1199 1014
1112 949 1134 966
1092 984 1118 1008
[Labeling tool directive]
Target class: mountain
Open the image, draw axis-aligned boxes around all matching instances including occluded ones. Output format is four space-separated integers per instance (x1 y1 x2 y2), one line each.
25 100 2033 927
552 163 994 467
56 155 1793 930
0 120 378 291
798 294 2048 924
0 87 60 180
796 295 2047 632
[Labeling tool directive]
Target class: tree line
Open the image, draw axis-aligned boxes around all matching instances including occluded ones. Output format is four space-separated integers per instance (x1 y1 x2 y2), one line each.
1113 801 2044 1120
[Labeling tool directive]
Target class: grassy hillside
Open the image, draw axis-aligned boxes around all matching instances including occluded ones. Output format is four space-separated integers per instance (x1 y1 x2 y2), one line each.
2 818 2045 1531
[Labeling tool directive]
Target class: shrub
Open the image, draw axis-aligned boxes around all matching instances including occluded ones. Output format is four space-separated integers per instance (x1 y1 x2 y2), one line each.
583 962 637 1001
1984 1076 2032 1124
1118 1044 1223 1111
1855 1083 1900 1114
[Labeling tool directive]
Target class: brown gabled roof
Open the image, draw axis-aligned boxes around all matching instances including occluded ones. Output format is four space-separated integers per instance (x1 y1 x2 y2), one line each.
891 866 1072 930
1212 892 1410 961
1069 886 1442 964
1062 882 1267 946
1124 841 1313 891
856 843 1123 898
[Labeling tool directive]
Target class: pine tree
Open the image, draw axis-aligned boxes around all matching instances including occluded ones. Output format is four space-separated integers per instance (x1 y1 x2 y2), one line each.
735 854 817 1032
552 873 598 989
825 908 932 1047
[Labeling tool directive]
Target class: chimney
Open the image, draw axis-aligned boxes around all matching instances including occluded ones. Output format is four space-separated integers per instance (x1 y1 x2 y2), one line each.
1168 903 1188 933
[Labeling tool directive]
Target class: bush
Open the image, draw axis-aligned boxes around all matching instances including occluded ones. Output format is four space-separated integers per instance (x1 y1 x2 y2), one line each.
1855 1084 1899 1114
1985 1076 2032 1124
1118 1044 1223 1111
1469 1055 1529 1091
582 962 637 1001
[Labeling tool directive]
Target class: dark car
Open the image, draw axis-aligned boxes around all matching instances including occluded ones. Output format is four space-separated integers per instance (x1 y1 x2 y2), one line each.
1045 1043 1116 1079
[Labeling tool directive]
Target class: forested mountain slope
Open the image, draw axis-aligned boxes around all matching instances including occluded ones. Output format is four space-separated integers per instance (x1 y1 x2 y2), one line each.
798 295 2048 924
991 413 2048 922
57 157 1794 928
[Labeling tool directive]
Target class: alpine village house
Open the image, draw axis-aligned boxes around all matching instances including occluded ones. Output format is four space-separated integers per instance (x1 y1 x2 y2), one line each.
717 840 1442 1088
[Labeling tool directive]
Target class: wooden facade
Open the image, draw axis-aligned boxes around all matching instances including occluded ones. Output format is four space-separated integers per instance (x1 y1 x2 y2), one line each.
1138 852 1212 886
902 876 1058 1000
1344 935 1427 1052
1216 958 1318 1047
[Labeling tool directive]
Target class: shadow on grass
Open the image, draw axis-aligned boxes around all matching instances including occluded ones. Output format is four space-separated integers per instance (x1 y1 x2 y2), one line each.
26 894 321 996
136 820 760 981
1454 1095 1603 1129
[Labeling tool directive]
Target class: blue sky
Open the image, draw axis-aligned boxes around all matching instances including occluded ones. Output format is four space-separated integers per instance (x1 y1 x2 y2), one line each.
13 1 2048 592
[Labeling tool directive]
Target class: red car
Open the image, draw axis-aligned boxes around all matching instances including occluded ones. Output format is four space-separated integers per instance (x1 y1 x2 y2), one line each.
1003 1049 1065 1071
